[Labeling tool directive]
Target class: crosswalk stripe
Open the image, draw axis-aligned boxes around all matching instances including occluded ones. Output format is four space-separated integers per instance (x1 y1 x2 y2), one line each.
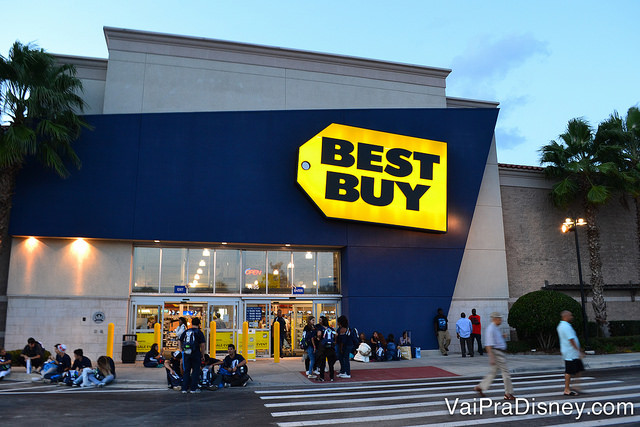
411 402 640 427
260 377 602 400
276 394 640 427
264 380 622 408
0 387 168 395
255 373 568 394
269 384 638 415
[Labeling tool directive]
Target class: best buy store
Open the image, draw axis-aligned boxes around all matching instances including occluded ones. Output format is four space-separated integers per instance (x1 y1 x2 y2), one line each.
3 28 510 360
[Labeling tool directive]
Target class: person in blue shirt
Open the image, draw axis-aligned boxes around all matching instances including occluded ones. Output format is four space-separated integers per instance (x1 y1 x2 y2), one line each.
455 312 473 357
557 310 585 396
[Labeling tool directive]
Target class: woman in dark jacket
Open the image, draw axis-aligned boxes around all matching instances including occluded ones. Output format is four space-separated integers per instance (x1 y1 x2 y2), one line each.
143 343 162 368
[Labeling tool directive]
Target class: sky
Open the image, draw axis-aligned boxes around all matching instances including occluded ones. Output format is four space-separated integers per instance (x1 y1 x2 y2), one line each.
1 0 638 166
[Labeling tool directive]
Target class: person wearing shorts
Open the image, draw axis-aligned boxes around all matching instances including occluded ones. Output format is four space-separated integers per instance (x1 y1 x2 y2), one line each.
557 310 585 396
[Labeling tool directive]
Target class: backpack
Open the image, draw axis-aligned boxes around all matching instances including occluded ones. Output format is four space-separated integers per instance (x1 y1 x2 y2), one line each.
299 330 309 350
182 329 197 355
321 327 336 348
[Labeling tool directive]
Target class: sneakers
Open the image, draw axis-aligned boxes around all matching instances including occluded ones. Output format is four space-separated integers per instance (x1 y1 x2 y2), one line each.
182 390 188 394
313 369 320 375
192 389 201 393
341 374 351 378
224 383 231 388
316 377 325 382
307 374 317 379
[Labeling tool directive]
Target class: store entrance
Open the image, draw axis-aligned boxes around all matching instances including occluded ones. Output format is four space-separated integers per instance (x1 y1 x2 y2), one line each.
162 302 207 352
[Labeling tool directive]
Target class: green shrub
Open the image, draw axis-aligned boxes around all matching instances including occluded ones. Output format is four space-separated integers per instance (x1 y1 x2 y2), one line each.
508 290 583 351
6 349 51 365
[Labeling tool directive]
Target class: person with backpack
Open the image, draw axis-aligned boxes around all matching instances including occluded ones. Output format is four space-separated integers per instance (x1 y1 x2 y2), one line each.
386 334 398 361
315 317 337 381
302 315 317 379
179 317 206 394
434 307 451 356
336 315 358 379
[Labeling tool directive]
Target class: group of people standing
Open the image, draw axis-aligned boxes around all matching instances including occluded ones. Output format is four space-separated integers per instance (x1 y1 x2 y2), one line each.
433 308 483 357
301 315 359 381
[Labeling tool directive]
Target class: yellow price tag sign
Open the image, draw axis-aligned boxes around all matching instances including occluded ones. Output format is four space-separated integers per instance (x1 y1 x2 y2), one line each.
297 123 447 232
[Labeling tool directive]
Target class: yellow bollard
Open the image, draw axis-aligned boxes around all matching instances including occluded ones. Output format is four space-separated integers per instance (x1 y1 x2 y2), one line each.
242 321 249 358
154 322 162 352
106 323 115 358
274 324 280 363
210 321 216 356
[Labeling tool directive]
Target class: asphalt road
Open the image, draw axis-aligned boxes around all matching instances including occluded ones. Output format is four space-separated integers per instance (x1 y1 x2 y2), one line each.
1 368 639 426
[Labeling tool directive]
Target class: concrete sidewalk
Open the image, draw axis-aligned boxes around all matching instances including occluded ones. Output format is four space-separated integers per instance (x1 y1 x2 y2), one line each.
6 351 640 389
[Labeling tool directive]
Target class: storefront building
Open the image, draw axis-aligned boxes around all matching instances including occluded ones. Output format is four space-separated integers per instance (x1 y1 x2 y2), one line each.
4 27 511 360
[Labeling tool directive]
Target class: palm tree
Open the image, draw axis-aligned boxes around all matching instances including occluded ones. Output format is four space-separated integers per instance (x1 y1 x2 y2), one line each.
0 41 90 337
595 106 640 279
540 118 616 337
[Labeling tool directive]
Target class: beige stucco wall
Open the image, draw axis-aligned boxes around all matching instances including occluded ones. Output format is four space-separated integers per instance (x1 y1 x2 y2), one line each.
8 238 132 297
101 28 449 114
5 238 132 358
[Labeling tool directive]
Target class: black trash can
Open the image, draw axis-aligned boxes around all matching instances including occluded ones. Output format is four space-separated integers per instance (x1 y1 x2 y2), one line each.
122 334 137 364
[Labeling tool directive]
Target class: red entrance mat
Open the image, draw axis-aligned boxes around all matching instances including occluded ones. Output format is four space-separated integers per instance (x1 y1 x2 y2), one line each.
301 365 457 382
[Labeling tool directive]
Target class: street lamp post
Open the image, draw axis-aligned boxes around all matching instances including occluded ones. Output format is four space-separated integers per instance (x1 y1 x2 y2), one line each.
561 217 589 347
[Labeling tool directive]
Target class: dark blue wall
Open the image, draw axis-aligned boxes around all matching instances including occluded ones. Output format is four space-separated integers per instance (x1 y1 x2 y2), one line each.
10 108 498 349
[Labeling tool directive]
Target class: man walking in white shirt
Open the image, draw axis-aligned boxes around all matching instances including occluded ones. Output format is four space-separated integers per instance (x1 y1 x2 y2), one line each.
474 312 515 400
455 312 473 357
557 310 585 396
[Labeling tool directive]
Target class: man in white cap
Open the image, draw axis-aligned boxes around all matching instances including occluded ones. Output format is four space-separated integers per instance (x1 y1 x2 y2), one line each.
42 344 71 383
474 312 515 400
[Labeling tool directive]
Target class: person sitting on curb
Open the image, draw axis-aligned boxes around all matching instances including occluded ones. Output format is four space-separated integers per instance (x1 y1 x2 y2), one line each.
143 343 164 368
67 349 92 386
0 348 11 380
78 356 115 388
41 344 71 383
217 344 249 388
21 337 45 372
165 350 183 390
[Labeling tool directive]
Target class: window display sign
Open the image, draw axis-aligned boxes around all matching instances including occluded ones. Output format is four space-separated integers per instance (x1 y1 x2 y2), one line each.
297 123 447 232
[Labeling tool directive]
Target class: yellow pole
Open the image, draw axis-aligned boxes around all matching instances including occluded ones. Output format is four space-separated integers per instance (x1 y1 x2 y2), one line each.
209 321 216 356
106 323 115 358
274 323 280 363
154 322 162 351
242 321 249 358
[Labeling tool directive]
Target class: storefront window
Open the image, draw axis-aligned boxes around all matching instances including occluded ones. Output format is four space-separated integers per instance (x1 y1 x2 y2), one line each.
318 252 340 294
187 248 213 293
132 246 340 296
160 248 187 293
215 250 241 293
267 251 292 294
132 247 160 292
243 251 266 294
292 251 316 295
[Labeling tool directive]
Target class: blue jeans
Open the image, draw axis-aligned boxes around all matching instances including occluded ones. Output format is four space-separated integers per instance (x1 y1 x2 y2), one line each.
182 353 201 392
306 346 316 375
339 345 353 375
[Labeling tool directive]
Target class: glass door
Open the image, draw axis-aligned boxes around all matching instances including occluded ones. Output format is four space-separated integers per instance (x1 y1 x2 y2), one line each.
209 302 238 356
162 302 207 353
291 302 313 356
244 302 270 357
131 303 162 356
